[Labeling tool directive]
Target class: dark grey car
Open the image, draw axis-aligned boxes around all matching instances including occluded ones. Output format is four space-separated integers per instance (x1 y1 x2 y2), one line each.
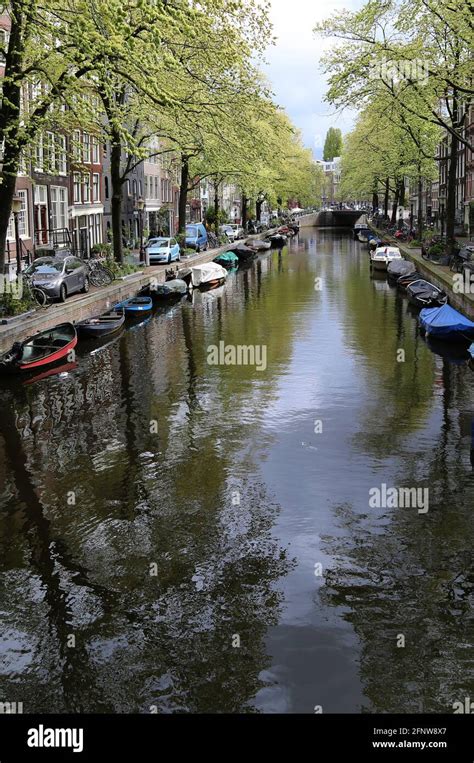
25 256 89 302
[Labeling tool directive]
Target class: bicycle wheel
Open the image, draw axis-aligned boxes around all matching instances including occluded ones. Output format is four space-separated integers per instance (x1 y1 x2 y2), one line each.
32 287 48 307
98 267 113 285
89 270 104 287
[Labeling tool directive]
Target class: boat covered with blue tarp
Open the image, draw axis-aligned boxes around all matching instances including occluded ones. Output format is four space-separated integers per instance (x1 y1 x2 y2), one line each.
419 303 474 341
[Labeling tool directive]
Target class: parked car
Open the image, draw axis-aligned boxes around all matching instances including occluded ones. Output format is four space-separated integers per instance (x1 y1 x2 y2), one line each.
146 237 181 264
226 223 244 239
219 224 238 242
185 223 208 252
25 256 89 301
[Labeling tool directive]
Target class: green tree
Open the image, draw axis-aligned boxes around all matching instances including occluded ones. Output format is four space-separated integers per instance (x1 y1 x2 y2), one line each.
315 0 473 251
323 127 342 161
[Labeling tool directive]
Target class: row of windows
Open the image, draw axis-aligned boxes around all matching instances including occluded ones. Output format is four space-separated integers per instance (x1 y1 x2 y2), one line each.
73 172 100 203
72 131 100 165
6 186 68 240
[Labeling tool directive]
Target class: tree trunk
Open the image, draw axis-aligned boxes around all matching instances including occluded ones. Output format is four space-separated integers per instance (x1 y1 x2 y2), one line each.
390 180 400 224
110 131 124 264
417 174 424 240
383 177 390 219
372 178 379 215
214 181 220 234
178 155 189 235
256 195 263 223
445 93 459 255
241 193 248 230
0 3 26 269
399 178 405 208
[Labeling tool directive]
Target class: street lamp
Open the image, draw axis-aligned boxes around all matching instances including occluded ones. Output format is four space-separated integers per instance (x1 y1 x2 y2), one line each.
137 196 146 264
12 196 22 276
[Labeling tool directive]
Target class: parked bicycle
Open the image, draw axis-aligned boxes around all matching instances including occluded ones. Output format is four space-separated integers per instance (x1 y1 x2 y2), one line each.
85 256 114 287
22 273 49 307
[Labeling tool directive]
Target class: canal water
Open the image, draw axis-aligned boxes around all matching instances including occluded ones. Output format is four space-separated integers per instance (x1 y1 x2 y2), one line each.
0 229 473 713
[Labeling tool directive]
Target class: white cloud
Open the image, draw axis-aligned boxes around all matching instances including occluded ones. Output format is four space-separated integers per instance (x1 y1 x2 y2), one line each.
263 0 363 155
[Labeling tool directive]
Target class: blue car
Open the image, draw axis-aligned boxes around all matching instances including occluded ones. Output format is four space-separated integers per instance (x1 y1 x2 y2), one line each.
185 223 208 252
146 237 181 265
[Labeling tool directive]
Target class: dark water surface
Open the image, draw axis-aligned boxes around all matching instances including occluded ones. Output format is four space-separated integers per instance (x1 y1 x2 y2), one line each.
0 229 473 713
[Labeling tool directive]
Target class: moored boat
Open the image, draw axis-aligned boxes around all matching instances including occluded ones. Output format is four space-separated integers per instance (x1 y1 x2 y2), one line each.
214 252 240 269
0 322 77 374
150 278 188 299
406 279 447 309
419 303 474 342
396 270 424 291
232 244 257 262
245 239 271 251
190 262 227 290
387 259 416 282
268 233 287 247
76 309 125 338
370 246 402 271
114 296 153 314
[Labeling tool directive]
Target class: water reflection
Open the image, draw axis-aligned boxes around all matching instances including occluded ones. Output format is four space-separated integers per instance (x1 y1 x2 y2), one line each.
0 230 473 713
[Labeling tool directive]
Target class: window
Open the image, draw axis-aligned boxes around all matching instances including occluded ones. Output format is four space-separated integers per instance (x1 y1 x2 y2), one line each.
155 177 159 200
34 134 44 171
73 172 81 203
138 180 142 198
126 179 131 197
55 135 67 174
94 214 102 245
73 130 81 162
133 179 137 197
92 139 99 164
92 173 99 202
0 29 9 64
44 132 54 172
34 185 47 204
83 134 90 163
82 174 90 202
104 176 109 199
6 190 29 239
50 186 68 229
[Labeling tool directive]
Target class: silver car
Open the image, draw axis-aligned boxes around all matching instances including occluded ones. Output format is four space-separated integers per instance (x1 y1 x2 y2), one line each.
25 256 89 302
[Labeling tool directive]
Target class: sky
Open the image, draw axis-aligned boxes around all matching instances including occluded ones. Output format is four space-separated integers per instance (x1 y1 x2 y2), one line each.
263 0 362 158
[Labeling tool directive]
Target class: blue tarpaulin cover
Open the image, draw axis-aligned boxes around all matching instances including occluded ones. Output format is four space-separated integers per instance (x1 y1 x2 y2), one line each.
420 303 474 338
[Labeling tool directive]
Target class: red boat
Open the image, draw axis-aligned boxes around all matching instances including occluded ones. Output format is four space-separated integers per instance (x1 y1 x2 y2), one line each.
0 323 77 374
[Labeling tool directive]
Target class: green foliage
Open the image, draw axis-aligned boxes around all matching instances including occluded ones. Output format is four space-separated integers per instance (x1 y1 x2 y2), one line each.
323 128 342 161
205 206 227 227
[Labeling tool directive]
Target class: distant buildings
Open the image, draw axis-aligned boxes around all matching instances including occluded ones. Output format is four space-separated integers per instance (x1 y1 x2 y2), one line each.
316 157 341 205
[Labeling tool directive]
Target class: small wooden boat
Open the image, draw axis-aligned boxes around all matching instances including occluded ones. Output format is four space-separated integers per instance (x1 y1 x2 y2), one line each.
76 309 125 338
0 323 77 374
420 304 474 342
150 279 188 299
406 279 447 309
114 296 153 314
190 262 227 290
370 246 402 271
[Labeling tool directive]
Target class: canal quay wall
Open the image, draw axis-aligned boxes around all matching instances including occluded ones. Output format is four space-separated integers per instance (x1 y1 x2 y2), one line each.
369 225 474 320
0 233 276 353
